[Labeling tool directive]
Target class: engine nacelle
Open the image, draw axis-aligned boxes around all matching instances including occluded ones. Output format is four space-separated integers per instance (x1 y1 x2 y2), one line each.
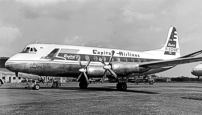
87 65 105 77
111 62 149 74
86 62 150 77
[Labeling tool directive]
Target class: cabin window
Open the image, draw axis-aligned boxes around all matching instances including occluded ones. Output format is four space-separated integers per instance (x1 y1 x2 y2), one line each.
137 59 141 62
85 55 90 61
114 57 120 62
134 58 140 62
142 59 147 62
93 56 98 61
102 56 107 62
76 55 81 61
98 57 102 62
131 58 135 62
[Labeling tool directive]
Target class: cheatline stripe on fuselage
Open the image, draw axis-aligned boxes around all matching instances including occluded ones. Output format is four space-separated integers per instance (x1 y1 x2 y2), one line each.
6 59 164 65
7 60 101 65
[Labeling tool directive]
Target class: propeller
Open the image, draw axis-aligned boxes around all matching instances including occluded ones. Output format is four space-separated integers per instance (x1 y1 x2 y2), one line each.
77 58 91 84
100 50 117 83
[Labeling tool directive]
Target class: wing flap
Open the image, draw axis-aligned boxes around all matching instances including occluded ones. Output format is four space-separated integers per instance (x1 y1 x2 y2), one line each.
139 57 202 69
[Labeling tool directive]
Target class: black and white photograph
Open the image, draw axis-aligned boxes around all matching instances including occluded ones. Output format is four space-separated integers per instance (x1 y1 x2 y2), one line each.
1 0 202 114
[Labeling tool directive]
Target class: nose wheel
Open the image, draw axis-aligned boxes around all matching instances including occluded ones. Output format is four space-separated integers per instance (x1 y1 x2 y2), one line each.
116 82 127 91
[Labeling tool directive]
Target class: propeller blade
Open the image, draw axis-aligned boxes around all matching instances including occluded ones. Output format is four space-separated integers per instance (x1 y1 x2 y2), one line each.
101 71 107 83
108 69 117 79
84 59 91 69
77 73 82 81
79 58 82 67
100 57 106 65
83 72 90 84
109 50 115 63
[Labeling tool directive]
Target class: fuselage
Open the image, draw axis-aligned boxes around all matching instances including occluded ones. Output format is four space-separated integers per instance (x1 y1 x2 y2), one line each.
5 43 174 78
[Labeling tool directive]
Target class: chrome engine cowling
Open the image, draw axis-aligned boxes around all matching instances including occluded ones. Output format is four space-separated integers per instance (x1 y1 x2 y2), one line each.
111 62 149 74
86 62 150 77
86 65 105 77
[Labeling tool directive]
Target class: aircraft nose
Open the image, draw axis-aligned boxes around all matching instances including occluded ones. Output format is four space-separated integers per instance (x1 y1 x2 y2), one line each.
5 60 13 71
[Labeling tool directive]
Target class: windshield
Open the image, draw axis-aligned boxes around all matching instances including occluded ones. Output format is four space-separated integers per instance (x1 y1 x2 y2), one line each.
21 47 37 53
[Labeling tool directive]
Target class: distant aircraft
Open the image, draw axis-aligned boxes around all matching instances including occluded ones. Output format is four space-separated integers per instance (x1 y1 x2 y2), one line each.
5 26 202 90
191 64 202 78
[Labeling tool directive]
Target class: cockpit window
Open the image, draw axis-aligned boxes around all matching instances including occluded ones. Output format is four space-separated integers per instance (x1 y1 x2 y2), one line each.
21 47 37 53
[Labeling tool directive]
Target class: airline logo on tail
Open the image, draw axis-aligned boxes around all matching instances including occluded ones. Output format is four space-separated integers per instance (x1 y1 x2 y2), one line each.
164 27 179 55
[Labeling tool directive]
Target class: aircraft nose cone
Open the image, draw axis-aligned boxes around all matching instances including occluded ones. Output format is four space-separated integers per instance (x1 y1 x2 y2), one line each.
5 60 13 70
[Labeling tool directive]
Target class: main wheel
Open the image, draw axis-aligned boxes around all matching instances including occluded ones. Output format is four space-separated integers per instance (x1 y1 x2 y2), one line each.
79 81 88 89
0 79 3 87
116 83 127 91
33 84 40 90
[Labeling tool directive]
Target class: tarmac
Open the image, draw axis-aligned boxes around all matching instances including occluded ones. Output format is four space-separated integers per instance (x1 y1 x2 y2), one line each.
1 82 202 115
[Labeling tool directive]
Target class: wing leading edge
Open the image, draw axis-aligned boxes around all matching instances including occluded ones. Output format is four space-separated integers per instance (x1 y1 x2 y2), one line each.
139 56 202 69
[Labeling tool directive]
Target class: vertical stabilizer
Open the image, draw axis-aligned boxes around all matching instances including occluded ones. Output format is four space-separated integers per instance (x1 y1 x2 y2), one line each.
161 26 181 57
144 26 181 59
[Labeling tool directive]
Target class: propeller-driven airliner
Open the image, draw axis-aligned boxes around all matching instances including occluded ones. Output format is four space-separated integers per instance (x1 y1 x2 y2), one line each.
5 26 202 90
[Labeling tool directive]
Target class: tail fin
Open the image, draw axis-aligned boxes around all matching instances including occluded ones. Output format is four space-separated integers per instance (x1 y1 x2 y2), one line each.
144 26 181 59
160 26 181 57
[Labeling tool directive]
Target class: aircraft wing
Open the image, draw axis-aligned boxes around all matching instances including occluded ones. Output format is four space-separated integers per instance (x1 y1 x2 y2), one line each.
139 56 202 69
179 50 202 58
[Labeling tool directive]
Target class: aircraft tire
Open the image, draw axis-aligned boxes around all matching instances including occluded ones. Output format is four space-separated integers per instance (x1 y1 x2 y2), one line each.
33 84 40 90
0 79 3 87
116 83 127 91
79 82 88 89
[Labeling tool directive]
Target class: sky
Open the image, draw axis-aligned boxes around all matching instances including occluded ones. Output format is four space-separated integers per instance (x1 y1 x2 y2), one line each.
0 0 202 77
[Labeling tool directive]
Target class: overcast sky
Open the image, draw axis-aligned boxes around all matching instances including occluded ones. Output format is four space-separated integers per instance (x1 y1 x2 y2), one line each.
1 0 202 77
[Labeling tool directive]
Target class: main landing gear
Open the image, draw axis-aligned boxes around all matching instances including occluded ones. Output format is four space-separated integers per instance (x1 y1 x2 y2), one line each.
78 75 89 89
79 81 88 89
116 82 127 91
